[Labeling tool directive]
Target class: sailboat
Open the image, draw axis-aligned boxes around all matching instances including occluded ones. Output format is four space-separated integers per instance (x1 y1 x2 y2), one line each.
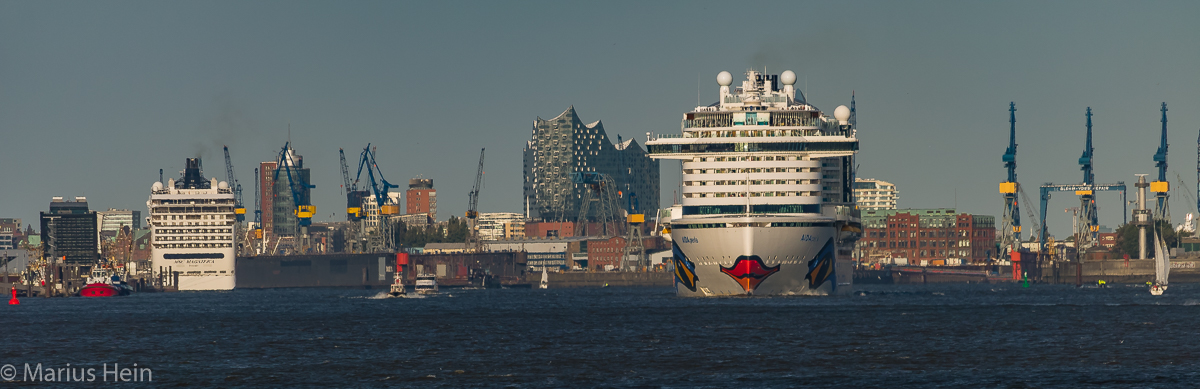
1150 230 1170 296
539 267 549 289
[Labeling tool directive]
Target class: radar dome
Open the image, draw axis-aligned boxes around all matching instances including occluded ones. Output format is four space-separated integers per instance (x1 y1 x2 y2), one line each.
152 182 163 191
834 105 851 124
717 71 733 86
780 70 796 85
218 181 229 190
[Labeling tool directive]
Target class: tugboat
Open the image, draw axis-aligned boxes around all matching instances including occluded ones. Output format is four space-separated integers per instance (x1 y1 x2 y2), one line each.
79 268 131 297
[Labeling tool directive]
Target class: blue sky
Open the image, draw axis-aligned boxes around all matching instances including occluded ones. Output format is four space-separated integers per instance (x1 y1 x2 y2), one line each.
2 0 1199 239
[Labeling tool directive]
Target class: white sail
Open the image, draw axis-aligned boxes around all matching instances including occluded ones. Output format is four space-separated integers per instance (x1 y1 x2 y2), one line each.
539 267 549 289
1155 231 1170 286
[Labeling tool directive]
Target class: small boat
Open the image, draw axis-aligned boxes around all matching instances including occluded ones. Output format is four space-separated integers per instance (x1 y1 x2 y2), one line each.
539 267 549 289
414 274 438 295
389 275 406 297
1150 230 1169 296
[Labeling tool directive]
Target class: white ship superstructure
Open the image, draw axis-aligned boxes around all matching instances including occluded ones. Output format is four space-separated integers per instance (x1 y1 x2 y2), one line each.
147 158 237 291
647 69 860 296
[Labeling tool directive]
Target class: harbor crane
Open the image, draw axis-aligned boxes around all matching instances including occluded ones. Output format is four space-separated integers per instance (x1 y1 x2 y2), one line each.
573 172 623 237
354 144 400 251
466 148 485 251
1077 107 1098 246
253 167 262 240
339 148 367 221
273 142 316 227
223 146 246 222
354 144 400 216
1037 108 1128 255
1152 103 1170 221
999 102 1022 254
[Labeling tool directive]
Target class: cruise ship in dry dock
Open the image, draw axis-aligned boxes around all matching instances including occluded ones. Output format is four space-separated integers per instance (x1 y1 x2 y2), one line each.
646 70 860 296
147 158 237 290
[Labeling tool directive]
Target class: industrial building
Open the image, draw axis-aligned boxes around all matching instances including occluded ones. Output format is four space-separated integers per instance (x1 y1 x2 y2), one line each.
522 106 660 223
857 208 996 265
405 178 436 221
854 178 898 210
40 196 99 264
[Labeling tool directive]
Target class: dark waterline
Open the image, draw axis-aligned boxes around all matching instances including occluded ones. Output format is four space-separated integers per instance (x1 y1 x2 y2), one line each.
5 284 1200 388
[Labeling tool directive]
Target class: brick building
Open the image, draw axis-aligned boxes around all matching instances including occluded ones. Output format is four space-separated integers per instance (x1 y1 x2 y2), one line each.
405 178 436 221
585 235 667 271
857 208 997 265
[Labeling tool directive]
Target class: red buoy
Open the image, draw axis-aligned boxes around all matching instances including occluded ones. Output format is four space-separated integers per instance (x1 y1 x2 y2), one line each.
8 287 18 305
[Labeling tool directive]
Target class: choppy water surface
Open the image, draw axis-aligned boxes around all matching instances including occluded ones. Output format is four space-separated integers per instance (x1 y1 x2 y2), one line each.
5 283 1200 387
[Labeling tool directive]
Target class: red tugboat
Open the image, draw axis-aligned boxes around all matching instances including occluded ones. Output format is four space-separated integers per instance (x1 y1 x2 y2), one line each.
79 268 131 297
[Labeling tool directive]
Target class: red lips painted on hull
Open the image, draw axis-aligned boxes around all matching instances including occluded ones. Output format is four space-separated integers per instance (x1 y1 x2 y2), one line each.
719 255 780 295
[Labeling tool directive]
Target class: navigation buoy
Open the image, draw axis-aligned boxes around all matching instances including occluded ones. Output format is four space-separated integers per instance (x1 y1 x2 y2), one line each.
1021 272 1030 288
8 287 18 305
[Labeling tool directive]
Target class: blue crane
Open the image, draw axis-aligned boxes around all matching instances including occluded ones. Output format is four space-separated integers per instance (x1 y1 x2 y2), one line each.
1153 103 1170 219
354 144 400 216
272 142 316 226
1077 108 1099 243
1000 102 1021 251
223 146 246 222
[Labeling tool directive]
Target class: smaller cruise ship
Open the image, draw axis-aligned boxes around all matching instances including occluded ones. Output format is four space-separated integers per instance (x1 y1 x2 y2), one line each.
147 158 237 291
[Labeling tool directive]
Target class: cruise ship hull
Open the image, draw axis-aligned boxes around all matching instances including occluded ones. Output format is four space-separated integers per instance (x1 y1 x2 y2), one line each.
154 253 236 291
670 220 852 296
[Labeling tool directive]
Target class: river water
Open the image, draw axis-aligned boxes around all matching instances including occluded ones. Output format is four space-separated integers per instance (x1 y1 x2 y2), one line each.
4 283 1200 387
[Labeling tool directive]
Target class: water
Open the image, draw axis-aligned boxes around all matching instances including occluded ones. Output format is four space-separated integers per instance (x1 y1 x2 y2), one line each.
5 283 1200 387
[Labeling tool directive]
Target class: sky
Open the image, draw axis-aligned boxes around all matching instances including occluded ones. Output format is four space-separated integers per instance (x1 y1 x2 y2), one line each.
2 0 1199 240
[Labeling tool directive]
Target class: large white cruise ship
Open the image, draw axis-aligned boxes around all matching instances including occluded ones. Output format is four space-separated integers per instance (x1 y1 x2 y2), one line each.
147 158 237 290
647 69 860 296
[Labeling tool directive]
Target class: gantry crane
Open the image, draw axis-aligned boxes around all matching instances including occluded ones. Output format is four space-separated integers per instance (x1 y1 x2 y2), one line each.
223 145 246 222
999 102 1022 254
466 148 485 251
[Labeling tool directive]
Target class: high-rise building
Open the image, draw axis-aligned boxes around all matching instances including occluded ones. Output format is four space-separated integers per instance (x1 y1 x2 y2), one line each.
523 106 659 222
98 208 141 233
259 161 278 236
405 178 436 221
40 196 99 264
854 178 898 210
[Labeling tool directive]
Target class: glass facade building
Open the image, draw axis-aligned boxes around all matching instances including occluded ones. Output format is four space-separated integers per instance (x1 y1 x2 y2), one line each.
523 106 659 222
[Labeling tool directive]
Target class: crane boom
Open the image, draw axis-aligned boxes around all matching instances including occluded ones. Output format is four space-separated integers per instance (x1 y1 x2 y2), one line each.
467 148 485 219
223 145 246 222
466 148 485 251
339 148 353 193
